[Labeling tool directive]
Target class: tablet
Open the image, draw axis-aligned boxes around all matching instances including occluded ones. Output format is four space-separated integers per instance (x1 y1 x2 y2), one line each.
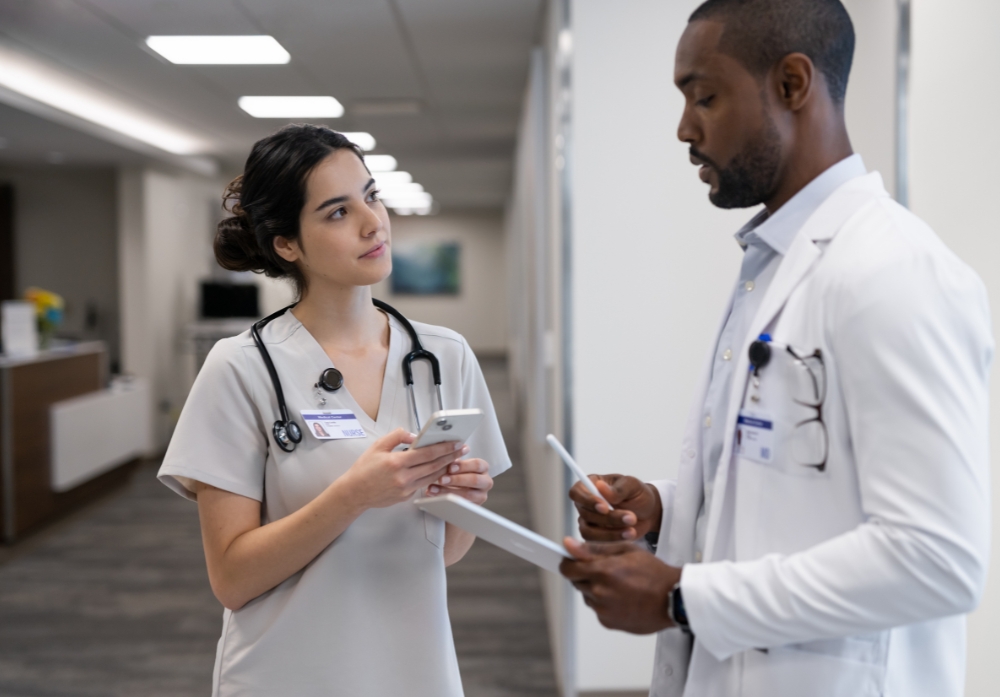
414 494 572 574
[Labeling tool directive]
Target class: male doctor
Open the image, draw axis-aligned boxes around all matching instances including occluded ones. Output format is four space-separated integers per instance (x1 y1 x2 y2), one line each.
560 1 993 696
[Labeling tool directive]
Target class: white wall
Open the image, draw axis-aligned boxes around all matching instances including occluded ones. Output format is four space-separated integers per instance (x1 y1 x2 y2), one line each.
118 167 219 448
570 0 745 689
907 2 1000 695
373 212 508 355
0 165 120 365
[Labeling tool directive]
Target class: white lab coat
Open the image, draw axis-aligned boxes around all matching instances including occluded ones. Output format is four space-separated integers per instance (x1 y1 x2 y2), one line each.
648 172 992 697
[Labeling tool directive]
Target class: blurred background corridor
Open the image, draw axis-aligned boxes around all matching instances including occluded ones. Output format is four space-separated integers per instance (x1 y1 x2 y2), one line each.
1 1 999 696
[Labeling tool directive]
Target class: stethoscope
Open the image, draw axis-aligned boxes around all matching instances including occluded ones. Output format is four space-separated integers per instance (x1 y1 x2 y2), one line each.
251 299 444 453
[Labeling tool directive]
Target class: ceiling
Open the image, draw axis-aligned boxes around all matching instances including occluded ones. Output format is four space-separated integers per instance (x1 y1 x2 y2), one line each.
0 0 545 210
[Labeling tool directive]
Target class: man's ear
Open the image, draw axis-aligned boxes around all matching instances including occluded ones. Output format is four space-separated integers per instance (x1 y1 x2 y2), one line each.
774 52 815 111
273 235 300 263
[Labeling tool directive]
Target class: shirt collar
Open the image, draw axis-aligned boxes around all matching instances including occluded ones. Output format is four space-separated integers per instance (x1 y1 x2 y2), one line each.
734 153 867 254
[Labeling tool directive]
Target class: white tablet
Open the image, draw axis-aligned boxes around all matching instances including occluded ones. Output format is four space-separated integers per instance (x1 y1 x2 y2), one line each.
415 494 572 574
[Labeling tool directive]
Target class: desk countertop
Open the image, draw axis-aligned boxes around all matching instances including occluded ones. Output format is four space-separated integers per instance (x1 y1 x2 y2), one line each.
0 341 106 369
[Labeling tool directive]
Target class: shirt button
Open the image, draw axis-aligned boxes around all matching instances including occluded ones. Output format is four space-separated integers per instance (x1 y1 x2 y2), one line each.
704 416 712 428
695 551 703 562
722 348 732 361
745 280 755 292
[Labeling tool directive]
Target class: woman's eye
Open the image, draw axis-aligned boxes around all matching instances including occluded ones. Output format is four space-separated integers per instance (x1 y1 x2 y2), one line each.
696 95 715 108
329 206 347 219
368 188 381 202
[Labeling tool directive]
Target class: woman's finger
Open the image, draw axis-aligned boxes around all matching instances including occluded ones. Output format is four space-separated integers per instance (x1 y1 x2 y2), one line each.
436 473 492 491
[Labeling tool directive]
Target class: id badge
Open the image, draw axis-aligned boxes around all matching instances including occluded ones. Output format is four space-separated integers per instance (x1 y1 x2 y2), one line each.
300 409 367 440
736 410 773 463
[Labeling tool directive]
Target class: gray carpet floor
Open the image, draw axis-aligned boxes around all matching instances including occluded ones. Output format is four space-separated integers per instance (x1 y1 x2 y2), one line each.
0 358 558 696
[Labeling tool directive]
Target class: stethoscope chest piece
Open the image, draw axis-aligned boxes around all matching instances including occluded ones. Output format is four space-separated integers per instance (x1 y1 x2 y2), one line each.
273 419 302 452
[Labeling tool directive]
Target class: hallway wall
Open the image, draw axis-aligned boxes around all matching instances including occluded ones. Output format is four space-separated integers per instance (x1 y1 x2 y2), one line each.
373 212 509 355
907 1 1000 693
0 165 120 365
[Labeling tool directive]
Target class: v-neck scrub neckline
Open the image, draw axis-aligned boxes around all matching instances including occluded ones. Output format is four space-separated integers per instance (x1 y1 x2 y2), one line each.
157 311 512 697
289 309 401 433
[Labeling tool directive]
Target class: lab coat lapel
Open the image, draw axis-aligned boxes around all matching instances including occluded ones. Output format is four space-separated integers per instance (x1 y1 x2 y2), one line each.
663 288 735 566
700 172 889 561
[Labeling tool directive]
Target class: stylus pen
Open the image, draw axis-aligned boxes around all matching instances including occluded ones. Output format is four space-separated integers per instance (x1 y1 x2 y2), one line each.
546 434 614 510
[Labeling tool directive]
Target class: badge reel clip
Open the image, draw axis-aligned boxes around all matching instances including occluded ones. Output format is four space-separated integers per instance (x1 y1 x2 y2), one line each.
747 333 772 403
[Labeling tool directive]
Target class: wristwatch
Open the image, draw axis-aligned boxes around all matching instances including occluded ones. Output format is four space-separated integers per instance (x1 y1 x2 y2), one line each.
667 583 692 635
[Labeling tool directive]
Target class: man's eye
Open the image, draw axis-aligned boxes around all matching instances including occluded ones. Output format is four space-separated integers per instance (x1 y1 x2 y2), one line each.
696 95 715 107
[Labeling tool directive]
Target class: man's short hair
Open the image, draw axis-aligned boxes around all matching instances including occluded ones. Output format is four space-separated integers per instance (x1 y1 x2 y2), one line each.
690 0 855 103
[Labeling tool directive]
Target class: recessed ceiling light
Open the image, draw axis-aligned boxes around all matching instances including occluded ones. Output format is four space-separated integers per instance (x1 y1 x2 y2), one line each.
339 132 376 150
238 96 344 118
0 42 209 155
374 171 412 185
364 154 397 172
146 36 291 65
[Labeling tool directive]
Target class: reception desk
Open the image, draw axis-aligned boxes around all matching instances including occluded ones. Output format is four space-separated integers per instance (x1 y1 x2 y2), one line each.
0 343 150 542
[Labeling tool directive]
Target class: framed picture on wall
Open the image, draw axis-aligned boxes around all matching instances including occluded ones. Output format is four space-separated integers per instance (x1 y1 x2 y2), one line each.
391 241 461 295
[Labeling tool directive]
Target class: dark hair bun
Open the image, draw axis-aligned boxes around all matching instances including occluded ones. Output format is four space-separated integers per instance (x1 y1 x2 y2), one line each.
214 175 271 274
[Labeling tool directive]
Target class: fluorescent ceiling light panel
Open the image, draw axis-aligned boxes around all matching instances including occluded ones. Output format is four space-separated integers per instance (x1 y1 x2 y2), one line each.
364 154 397 172
374 171 412 185
239 96 344 118
146 36 290 64
0 42 209 155
339 131 376 150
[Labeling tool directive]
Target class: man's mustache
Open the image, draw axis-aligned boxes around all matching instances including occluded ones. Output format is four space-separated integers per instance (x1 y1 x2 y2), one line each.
689 147 722 172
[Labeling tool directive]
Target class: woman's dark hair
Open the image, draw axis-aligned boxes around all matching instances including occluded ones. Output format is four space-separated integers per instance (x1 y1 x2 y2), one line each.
215 124 367 295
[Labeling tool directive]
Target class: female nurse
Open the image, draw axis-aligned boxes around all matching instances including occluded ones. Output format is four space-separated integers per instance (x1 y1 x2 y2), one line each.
157 125 511 697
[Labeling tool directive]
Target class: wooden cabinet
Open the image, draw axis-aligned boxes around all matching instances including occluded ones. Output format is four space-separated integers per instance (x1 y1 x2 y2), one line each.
0 343 138 542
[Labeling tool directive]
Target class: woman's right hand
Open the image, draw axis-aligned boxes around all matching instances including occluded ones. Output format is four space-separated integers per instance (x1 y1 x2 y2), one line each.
339 428 468 510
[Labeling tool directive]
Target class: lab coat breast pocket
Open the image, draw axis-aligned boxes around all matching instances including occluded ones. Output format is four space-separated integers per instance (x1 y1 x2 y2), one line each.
739 342 830 481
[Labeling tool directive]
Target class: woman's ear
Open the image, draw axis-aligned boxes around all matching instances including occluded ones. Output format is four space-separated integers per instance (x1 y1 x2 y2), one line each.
273 235 300 263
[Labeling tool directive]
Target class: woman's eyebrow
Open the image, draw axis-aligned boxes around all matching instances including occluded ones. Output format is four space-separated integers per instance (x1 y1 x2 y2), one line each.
314 178 377 212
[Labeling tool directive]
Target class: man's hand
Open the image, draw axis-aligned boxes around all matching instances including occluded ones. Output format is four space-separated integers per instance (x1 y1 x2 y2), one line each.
560 538 681 634
569 475 662 542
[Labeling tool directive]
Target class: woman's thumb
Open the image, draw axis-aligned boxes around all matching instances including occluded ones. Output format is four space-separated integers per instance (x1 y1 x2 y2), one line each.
379 428 416 450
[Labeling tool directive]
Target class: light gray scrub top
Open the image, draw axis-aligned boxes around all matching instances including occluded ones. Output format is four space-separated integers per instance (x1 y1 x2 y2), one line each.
158 311 512 697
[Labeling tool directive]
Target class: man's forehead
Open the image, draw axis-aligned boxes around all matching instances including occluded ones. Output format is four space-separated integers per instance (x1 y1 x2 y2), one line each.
674 19 726 86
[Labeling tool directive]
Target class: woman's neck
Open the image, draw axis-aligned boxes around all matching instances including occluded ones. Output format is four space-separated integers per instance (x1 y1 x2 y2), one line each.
291 284 386 350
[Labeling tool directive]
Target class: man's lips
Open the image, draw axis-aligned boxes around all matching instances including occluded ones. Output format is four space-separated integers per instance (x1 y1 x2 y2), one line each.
360 242 387 259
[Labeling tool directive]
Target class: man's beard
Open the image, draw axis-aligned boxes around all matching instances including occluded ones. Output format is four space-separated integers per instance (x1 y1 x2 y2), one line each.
693 116 782 209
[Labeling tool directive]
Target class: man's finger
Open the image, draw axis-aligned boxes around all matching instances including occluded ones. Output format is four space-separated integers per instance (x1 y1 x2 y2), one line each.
577 506 637 529
569 481 611 515
564 537 634 559
579 517 637 542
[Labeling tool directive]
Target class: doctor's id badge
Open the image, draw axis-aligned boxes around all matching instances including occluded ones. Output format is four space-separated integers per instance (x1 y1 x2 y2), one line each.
300 409 367 440
736 410 774 464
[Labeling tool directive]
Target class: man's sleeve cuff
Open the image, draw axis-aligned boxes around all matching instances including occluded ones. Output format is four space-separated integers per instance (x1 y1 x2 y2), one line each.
679 561 747 660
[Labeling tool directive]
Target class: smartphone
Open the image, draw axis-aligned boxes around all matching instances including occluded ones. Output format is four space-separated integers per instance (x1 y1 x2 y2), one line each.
406 409 484 450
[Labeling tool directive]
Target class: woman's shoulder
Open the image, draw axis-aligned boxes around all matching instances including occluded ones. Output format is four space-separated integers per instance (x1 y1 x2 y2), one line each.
404 319 470 353
201 330 257 375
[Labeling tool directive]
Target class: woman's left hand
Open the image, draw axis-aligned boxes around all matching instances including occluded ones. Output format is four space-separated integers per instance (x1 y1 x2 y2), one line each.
427 458 493 504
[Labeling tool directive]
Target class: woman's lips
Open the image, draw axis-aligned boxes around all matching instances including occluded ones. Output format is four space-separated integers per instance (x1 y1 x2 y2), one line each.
360 242 387 259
